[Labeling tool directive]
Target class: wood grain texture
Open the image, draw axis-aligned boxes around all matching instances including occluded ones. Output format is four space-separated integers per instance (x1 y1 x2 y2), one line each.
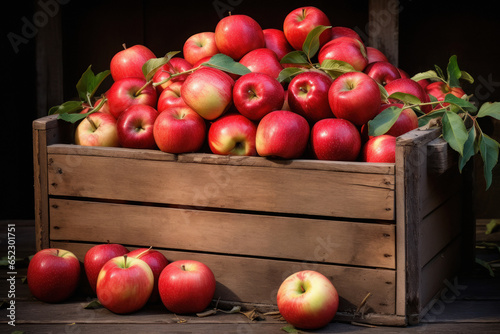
49 198 396 269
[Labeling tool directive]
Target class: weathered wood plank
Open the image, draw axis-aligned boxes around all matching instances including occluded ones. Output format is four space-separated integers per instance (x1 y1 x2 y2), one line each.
47 154 395 220
50 241 397 315
49 198 396 269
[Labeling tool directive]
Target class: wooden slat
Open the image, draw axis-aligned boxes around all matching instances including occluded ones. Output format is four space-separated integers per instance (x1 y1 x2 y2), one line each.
46 154 395 220
51 241 397 315
49 198 396 269
48 144 177 161
427 137 457 175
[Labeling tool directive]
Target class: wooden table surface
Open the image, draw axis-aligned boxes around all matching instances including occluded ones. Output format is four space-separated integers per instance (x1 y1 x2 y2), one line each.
1 219 499 333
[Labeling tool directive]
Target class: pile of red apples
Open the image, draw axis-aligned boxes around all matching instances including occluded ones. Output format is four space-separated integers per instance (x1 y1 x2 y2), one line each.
75 6 463 164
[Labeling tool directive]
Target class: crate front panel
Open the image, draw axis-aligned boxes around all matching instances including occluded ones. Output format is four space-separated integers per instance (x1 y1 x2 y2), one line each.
49 198 396 269
47 152 396 220
50 241 397 315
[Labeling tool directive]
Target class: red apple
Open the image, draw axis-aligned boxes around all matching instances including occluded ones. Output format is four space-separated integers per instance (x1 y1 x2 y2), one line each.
27 248 80 303
152 57 193 93
239 48 283 79
397 68 410 79
256 110 310 159
96 255 154 314
263 28 293 61
366 46 388 64
363 61 401 86
181 67 235 120
362 135 396 163
331 26 362 43
311 118 361 161
214 14 265 60
318 36 368 72
208 113 257 156
106 77 157 119
158 260 216 314
127 248 169 303
328 71 381 126
116 104 159 149
74 112 120 147
425 81 466 107
283 6 332 51
277 270 339 330
94 97 111 114
84 243 129 294
183 32 219 66
417 79 430 90
110 44 156 81
233 72 285 121
153 106 206 153
157 81 187 112
287 70 333 124
385 78 432 113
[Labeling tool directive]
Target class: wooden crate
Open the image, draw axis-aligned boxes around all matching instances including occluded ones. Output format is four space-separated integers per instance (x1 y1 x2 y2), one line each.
32 114 474 326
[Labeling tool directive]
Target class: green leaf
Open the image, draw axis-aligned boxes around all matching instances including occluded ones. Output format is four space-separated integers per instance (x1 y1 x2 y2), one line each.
367 106 403 136
202 53 251 76
83 299 103 309
143 51 180 82
281 325 301 333
76 65 110 102
444 94 477 113
447 55 462 87
277 67 307 83
475 257 495 277
477 102 500 120
57 112 91 123
319 59 355 79
411 70 442 83
442 110 468 155
418 109 445 127
302 25 332 61
485 219 500 235
459 126 477 172
434 64 445 80
49 100 84 115
479 132 500 190
280 50 309 65
388 92 422 105
460 70 474 84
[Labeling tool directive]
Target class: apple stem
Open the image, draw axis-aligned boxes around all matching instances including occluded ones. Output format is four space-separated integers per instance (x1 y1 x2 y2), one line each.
123 254 128 267
152 65 201 89
181 264 186 271
135 80 153 97
86 114 98 130
136 246 153 259
122 43 127 50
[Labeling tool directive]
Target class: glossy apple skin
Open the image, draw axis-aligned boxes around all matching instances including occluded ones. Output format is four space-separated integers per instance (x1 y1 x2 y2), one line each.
27 248 81 303
157 81 187 112
385 78 432 114
311 118 361 161
110 44 156 81
288 70 333 124
318 36 368 72
331 26 362 43
153 106 206 153
366 46 388 64
183 32 219 66
106 77 157 119
256 110 310 159
283 6 332 51
263 28 293 60
152 57 193 93
239 48 283 79
181 67 235 120
215 14 265 60
75 112 120 147
116 104 159 149
328 71 381 126
362 135 396 163
158 260 216 314
425 81 466 107
84 243 129 294
363 61 401 86
208 113 257 156
277 270 339 330
127 248 169 303
233 72 285 121
96 255 154 314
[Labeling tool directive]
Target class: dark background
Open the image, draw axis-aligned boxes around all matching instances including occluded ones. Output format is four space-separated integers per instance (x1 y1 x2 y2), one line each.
2 0 500 220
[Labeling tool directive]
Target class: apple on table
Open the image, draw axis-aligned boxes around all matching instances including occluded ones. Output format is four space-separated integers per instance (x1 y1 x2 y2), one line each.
27 248 81 303
84 243 129 294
